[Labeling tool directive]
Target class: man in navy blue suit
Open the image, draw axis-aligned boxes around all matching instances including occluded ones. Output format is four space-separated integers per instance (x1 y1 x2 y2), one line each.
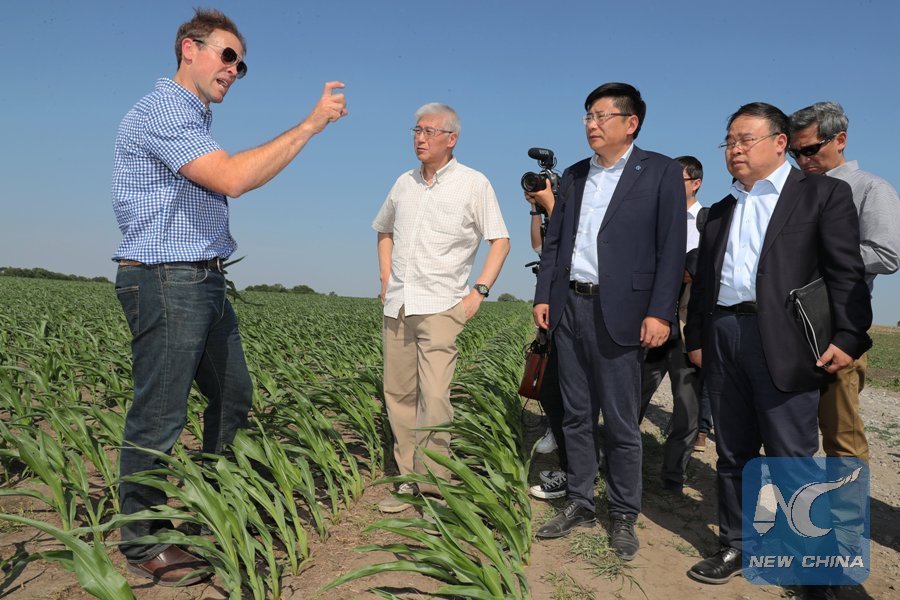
531 82 686 559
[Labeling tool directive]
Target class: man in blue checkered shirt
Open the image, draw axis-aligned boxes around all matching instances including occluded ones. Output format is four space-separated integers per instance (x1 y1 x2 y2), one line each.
111 8 347 586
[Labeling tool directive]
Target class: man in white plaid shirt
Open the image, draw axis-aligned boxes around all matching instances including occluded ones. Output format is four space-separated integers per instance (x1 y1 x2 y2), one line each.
111 8 346 586
373 103 510 513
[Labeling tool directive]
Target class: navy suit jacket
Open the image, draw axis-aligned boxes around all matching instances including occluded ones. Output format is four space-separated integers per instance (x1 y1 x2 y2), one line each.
684 167 872 392
534 146 687 346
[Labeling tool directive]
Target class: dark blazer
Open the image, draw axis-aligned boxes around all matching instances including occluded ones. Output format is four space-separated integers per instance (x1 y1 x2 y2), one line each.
684 166 872 392
534 146 687 346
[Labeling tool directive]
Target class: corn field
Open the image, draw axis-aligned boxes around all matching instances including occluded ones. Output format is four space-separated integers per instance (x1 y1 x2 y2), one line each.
0 276 535 599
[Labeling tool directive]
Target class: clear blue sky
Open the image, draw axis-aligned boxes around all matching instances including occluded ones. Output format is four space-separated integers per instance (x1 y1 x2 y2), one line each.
2 1 898 324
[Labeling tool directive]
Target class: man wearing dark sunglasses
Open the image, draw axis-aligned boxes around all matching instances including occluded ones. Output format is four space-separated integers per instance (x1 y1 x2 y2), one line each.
789 102 900 464
111 8 347 587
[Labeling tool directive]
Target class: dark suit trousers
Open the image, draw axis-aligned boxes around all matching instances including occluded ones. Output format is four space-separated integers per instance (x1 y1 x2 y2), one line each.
556 290 642 516
537 347 568 471
639 339 701 488
704 310 819 550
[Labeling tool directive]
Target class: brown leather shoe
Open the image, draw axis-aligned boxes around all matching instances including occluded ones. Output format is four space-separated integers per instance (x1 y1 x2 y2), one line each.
693 432 708 452
126 545 211 587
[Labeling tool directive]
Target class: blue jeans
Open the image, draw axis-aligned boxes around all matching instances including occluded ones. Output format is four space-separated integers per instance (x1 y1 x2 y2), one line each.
115 264 252 562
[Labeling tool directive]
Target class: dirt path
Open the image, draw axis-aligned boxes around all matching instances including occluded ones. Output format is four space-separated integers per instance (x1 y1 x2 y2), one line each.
2 385 897 599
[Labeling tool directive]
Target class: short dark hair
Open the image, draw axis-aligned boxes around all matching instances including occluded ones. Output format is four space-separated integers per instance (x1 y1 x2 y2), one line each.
584 82 647 139
175 8 246 68
726 102 790 144
789 102 849 138
675 155 703 180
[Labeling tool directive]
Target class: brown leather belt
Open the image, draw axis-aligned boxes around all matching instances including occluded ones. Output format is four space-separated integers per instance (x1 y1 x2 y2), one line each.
117 258 225 272
569 280 600 295
717 301 758 314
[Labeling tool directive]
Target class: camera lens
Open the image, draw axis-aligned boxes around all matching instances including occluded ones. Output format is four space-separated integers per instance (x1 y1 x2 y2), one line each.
521 172 546 193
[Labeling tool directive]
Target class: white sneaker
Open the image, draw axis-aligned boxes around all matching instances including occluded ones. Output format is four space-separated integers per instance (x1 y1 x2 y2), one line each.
530 471 568 499
535 429 558 454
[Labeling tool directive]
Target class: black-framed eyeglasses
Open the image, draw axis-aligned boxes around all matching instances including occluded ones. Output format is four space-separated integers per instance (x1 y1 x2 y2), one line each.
788 135 837 159
683 177 700 181
410 126 453 138
192 39 247 79
582 112 632 125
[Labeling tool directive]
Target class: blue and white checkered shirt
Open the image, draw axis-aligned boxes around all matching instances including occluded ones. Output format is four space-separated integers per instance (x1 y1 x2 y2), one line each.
112 78 237 263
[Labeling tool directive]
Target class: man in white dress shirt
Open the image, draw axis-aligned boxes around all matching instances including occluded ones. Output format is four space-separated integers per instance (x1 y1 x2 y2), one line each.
373 103 510 512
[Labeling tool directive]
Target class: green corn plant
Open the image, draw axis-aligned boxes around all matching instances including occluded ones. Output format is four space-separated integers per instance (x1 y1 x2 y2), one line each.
0 514 134 600
0 421 79 529
229 427 312 566
118 445 279 599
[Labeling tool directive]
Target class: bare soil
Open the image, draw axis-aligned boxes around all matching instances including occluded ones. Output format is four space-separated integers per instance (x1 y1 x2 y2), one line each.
2 384 898 600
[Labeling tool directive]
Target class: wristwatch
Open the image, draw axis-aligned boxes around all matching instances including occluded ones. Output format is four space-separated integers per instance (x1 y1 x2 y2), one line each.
473 283 490 298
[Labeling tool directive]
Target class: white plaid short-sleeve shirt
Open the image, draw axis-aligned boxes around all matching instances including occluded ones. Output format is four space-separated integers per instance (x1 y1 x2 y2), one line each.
373 158 509 318
112 78 237 263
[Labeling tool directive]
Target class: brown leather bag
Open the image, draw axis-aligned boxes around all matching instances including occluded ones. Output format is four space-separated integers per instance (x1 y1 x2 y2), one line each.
518 329 551 399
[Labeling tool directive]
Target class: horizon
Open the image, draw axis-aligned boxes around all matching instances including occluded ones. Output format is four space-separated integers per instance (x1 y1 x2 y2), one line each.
1 1 898 324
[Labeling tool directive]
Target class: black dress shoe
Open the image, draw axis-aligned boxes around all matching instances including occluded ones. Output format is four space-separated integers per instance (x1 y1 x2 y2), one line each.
609 514 639 561
688 546 742 584
789 585 837 600
536 502 596 539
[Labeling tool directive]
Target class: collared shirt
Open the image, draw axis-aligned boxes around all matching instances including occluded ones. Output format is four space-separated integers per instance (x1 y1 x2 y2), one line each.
686 201 702 252
826 160 900 286
570 144 634 283
373 158 509 318
718 160 792 306
112 78 236 263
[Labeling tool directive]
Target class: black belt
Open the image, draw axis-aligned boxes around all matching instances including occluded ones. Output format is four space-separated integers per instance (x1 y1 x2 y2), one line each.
117 258 225 273
717 301 758 314
570 280 599 295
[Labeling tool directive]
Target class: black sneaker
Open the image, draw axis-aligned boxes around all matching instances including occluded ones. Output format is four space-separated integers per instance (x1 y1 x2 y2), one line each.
530 471 567 499
609 513 639 561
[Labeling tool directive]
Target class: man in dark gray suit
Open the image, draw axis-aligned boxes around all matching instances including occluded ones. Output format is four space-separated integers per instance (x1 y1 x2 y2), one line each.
531 82 686 559
684 102 872 585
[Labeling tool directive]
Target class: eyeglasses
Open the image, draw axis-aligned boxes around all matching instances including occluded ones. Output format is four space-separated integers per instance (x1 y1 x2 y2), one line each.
582 112 632 125
718 133 778 151
192 39 247 79
410 126 453 138
788 135 836 159
683 177 700 181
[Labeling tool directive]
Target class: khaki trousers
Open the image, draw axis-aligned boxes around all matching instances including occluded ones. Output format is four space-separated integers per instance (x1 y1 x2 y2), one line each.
382 303 466 493
819 353 869 462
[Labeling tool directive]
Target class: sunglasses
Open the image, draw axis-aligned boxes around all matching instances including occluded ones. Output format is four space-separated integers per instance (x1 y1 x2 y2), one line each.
191 39 247 79
788 134 836 159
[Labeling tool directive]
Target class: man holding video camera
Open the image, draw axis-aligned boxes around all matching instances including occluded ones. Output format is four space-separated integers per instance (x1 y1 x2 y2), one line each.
531 82 686 559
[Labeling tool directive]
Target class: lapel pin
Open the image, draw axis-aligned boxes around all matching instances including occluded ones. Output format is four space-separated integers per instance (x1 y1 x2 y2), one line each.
635 165 642 171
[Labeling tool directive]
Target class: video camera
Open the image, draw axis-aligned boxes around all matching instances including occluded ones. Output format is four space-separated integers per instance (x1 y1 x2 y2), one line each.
520 147 560 213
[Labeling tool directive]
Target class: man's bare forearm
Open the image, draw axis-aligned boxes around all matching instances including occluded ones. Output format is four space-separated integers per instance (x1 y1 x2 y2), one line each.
377 232 394 285
180 82 347 198
473 238 510 287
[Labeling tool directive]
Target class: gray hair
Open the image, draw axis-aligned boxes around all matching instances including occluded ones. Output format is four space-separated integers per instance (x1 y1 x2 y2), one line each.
789 102 849 138
414 103 461 134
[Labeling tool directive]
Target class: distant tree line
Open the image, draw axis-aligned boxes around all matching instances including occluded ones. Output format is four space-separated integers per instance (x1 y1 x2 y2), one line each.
244 283 317 294
0 266 111 283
